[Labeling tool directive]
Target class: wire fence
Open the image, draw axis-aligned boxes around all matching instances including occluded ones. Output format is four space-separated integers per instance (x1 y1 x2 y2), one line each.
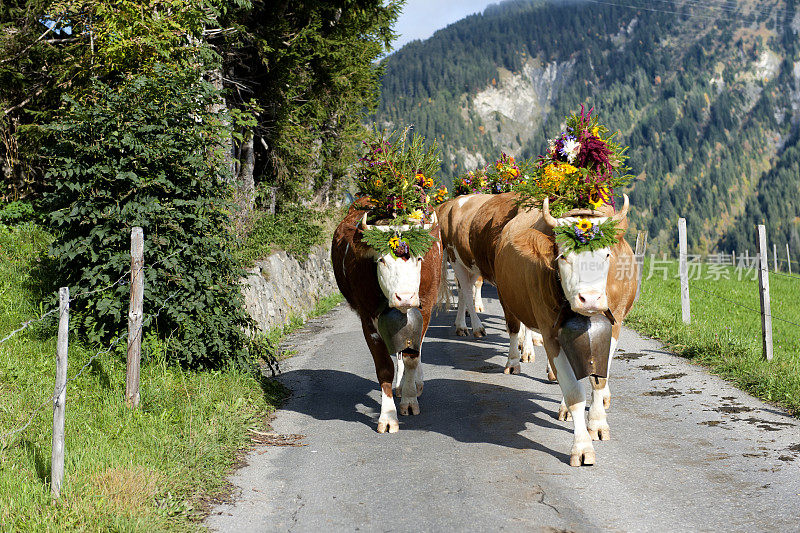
0 239 182 446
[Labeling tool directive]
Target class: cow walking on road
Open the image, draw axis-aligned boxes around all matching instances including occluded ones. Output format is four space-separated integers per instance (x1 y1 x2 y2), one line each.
331 199 443 433
494 195 637 466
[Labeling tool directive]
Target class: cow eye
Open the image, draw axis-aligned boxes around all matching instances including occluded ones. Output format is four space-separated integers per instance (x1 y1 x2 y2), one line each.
378 257 386 264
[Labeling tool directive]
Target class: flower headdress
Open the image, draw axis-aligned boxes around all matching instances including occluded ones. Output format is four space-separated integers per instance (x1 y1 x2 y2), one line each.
452 153 531 197
517 105 633 218
355 126 442 258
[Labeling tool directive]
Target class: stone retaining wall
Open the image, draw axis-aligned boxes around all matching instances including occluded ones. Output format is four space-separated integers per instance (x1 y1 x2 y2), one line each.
241 244 338 333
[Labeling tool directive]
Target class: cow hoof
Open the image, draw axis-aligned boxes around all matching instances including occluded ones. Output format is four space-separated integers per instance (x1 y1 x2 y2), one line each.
603 395 611 410
473 328 486 338
456 327 469 337
532 337 544 347
476 304 485 313
588 425 611 441
570 447 596 467
547 369 557 382
520 352 534 363
503 364 521 375
398 400 420 416
377 419 399 433
557 405 572 421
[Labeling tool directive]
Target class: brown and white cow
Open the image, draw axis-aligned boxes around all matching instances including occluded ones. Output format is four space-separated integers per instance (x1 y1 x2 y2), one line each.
331 198 443 433
493 195 637 466
436 194 493 337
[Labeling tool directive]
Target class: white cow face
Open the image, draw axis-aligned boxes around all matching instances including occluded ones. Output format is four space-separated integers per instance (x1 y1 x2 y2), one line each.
376 254 423 312
556 245 612 316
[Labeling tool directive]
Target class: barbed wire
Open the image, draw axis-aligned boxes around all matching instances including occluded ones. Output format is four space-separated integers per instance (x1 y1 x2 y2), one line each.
769 270 800 282
0 308 59 346
0 251 181 347
690 284 800 329
0 291 178 443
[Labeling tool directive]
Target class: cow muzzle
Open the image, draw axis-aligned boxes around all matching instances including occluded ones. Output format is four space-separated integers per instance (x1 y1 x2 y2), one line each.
391 291 420 312
570 290 609 316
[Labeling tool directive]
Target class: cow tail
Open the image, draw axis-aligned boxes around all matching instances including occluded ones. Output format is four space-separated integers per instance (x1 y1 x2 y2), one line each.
436 246 452 311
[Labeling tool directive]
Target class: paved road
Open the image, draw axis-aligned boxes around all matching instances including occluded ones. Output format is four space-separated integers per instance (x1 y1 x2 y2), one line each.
207 285 800 532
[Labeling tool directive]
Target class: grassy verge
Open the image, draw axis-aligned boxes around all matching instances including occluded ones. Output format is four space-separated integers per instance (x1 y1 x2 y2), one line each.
0 223 288 531
260 292 344 361
626 258 800 415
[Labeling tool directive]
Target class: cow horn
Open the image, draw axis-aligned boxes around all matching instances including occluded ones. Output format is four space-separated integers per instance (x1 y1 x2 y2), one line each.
611 194 629 222
542 197 558 228
360 212 371 230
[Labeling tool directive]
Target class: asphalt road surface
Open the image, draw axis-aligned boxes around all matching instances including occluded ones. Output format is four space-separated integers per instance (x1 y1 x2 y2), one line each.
207 285 800 532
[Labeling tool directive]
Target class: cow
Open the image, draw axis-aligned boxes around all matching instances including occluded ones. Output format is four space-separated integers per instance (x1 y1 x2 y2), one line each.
331 198 444 433
492 195 637 466
437 194 544 369
436 194 493 337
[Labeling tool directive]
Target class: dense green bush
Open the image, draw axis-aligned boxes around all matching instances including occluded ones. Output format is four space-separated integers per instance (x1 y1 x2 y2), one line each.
42 66 251 369
238 204 324 265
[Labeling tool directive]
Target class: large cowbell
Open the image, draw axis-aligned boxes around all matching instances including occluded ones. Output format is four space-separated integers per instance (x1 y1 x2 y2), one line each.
557 313 613 380
377 306 424 355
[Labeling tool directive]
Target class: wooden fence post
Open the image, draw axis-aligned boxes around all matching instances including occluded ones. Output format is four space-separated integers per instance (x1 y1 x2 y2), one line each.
773 243 777 272
678 218 690 324
125 227 144 408
51 286 69 500
731 250 736 267
634 231 648 302
787 243 792 275
757 225 773 361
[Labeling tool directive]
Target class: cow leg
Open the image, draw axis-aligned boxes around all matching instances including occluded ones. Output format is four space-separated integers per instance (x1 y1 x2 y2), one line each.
397 351 421 416
362 319 399 433
453 278 470 336
548 343 595 466
473 276 484 313
519 325 535 364
502 311 522 375
452 261 485 337
588 376 610 441
546 361 557 382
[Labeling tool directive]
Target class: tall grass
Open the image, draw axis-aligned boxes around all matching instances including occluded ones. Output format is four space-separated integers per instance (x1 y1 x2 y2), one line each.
0 223 286 530
626 258 800 415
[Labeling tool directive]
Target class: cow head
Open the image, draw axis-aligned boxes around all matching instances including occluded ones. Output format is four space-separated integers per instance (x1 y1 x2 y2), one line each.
543 195 629 316
361 213 437 312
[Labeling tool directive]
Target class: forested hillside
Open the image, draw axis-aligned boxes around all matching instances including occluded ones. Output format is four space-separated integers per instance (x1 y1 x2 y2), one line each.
376 0 800 255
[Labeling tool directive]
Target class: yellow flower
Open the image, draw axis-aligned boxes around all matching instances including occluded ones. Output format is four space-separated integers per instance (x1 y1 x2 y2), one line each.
389 235 400 249
592 126 600 137
424 177 434 188
409 209 423 221
560 163 578 174
438 187 448 195
401 178 408 188
589 187 609 209
374 179 382 188
577 219 593 231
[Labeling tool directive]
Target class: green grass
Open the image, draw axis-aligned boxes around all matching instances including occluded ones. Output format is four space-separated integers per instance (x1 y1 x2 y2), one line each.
626 258 800 415
0 223 289 531
259 292 344 361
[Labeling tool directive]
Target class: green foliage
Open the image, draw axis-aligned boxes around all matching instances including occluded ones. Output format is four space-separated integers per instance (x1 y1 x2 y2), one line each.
355 126 442 223
0 221 285 529
0 200 34 223
553 218 620 254
42 66 250 369
361 226 435 258
452 153 530 196
239 204 325 264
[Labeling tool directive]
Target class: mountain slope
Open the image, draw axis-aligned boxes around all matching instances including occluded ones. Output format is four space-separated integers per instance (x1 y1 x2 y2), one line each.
376 0 800 254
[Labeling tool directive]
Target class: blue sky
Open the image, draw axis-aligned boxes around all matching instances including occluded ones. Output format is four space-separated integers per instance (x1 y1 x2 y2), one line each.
390 0 501 51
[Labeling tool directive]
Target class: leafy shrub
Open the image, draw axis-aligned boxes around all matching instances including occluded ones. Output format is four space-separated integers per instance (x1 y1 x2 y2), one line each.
42 65 251 369
0 201 34 223
239 204 324 264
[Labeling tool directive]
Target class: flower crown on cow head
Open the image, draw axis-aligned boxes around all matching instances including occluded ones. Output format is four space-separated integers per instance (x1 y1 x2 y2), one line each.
517 105 634 219
355 126 442 258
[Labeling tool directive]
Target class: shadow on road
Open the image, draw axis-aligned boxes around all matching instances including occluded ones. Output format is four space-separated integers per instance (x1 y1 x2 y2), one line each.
277 366 570 464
